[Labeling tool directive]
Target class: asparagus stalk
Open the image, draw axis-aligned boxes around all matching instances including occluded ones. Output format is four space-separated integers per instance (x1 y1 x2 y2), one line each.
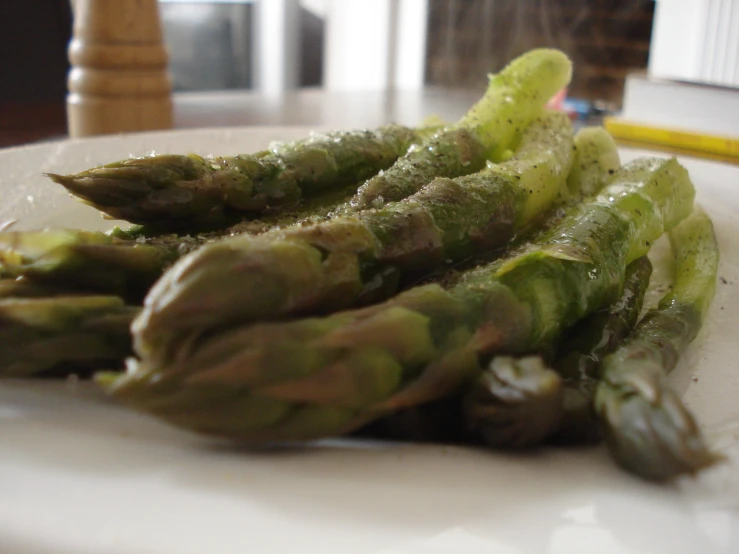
0 229 181 301
565 126 621 197
347 48 573 210
462 256 652 448
134 110 575 362
0 296 138 377
48 124 423 228
550 256 653 444
0 186 357 299
594 207 721 481
50 49 571 229
100 157 695 443
359 126 624 445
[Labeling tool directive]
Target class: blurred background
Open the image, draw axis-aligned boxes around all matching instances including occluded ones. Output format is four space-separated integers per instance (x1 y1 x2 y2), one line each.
0 0 736 150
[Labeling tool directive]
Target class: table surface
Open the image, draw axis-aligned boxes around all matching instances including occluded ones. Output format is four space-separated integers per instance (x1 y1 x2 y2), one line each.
0 88 484 149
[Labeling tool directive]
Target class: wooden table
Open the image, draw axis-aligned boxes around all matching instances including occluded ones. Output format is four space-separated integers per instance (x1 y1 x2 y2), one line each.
0 87 482 149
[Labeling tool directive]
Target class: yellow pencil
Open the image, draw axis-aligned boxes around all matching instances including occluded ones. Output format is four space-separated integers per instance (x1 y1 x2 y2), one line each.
603 116 739 163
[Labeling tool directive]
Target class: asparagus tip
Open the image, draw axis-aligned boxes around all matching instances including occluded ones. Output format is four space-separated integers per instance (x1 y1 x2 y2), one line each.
464 356 564 448
596 370 722 481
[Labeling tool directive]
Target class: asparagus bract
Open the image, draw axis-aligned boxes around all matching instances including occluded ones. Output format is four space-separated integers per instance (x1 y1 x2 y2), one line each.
0 296 138 377
102 157 695 443
594 207 721 480
48 125 422 228
134 111 575 362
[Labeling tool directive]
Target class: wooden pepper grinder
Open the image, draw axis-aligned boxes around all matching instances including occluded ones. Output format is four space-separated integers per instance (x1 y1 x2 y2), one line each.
67 0 173 137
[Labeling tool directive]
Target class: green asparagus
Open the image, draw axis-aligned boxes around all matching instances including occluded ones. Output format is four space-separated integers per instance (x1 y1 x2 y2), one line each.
48 125 423 228
100 157 695 443
461 256 652 448
359 125 625 445
49 49 571 230
347 48 573 210
550 256 653 444
0 296 138 377
463 356 565 447
0 186 358 299
594 207 720 480
0 229 192 301
565 126 621 197
133 110 575 362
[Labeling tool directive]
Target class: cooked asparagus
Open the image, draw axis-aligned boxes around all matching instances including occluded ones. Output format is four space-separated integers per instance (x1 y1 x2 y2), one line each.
0 186 357 299
565 126 621 197
463 355 565 447
0 296 138 377
133 110 575 362
50 49 571 230
360 125 624 445
100 157 695 443
461 256 652 448
594 207 721 480
48 125 423 228
0 229 181 301
347 48 573 210
550 256 653 444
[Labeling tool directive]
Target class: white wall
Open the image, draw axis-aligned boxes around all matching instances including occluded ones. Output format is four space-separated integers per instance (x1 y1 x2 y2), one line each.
324 0 428 91
649 0 739 88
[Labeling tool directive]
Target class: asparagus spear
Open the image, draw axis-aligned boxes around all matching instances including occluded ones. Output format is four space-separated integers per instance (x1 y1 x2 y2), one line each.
0 296 138 377
101 157 695 443
0 229 181 301
462 256 653 448
48 124 423 228
0 186 357 299
550 256 653 444
134 110 575 362
594 207 720 481
358 125 624 445
49 49 570 230
565 126 621 197
347 48 573 210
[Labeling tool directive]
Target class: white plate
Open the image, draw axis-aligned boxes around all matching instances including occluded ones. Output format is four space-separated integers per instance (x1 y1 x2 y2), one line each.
1 128 739 554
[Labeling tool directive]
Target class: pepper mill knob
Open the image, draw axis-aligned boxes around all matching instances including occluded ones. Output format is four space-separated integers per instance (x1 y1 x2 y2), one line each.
67 0 173 137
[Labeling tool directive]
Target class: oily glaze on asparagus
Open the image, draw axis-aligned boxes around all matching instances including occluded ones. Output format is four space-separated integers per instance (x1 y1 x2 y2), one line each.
100 157 695 443
133 110 575 362
594 207 720 481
